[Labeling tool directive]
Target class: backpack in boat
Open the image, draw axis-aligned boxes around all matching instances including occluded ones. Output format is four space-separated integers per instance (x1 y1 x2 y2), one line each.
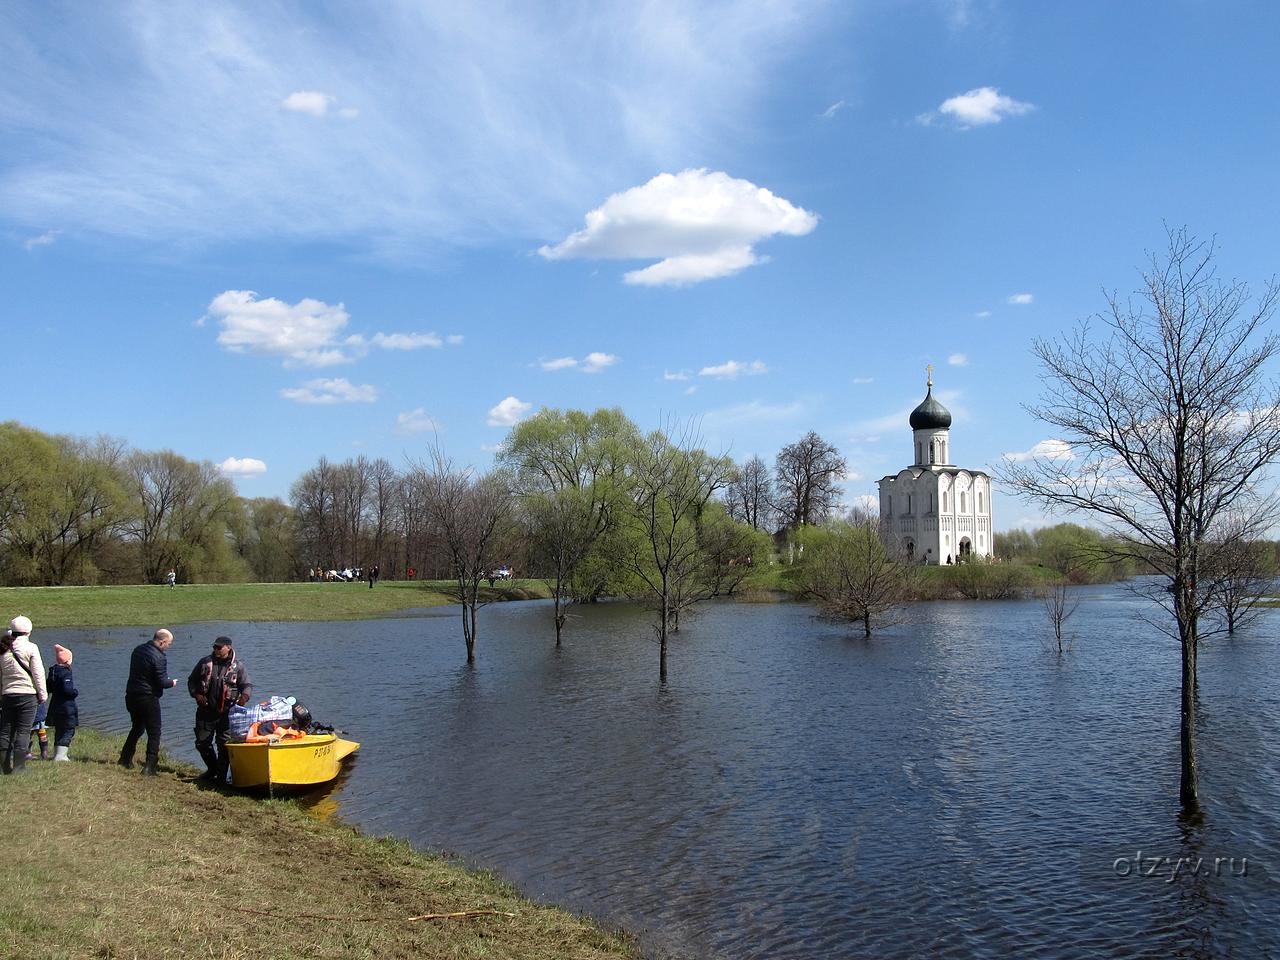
228 695 295 741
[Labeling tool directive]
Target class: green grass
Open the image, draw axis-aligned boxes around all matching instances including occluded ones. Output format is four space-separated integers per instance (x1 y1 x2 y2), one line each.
0 579 553 627
1 729 638 960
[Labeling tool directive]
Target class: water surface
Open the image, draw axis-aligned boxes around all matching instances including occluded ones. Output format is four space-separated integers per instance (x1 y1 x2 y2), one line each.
52 586 1280 958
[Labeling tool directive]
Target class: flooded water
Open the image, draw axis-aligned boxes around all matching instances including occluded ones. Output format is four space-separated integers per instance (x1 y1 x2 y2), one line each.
49 586 1280 958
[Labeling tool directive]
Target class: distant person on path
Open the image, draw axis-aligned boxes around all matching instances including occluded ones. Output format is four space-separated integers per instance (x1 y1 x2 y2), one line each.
368 564 379 589
1 616 47 775
165 569 176 587
46 644 78 761
118 628 179 775
187 636 251 782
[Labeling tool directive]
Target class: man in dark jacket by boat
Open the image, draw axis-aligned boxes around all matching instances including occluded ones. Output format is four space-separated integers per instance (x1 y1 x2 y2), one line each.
187 637 251 783
119 628 179 775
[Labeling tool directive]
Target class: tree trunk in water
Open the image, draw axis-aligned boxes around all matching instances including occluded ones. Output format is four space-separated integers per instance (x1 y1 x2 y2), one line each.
554 592 564 647
1180 630 1198 810
862 612 871 638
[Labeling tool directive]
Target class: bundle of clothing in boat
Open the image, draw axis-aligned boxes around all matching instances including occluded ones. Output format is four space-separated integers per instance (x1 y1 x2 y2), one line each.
227 696 318 742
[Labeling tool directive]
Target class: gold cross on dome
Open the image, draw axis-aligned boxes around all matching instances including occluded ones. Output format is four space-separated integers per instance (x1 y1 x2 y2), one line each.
926 363 933 387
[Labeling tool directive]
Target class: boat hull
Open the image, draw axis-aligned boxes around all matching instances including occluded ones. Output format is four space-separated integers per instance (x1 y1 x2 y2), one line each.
224 733 359 790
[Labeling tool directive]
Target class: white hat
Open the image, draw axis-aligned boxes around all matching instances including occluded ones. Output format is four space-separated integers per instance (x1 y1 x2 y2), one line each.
9 615 32 635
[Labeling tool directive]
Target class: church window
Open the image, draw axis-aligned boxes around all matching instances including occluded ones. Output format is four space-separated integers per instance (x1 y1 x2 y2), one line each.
906 493 912 513
961 492 967 513
929 442 936 464
978 491 984 513
942 491 948 512
916 442 922 464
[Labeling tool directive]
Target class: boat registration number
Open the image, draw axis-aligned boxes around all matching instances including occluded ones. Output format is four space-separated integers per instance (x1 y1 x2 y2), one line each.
313 743 333 758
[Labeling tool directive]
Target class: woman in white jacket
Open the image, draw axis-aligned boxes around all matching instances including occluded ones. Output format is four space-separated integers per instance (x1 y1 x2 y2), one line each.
1 615 47 774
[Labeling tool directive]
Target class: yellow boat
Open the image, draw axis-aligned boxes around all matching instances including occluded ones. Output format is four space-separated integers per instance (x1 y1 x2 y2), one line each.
224 733 359 793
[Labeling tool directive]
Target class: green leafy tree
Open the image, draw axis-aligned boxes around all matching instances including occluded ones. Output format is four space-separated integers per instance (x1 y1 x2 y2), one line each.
499 408 637 644
616 426 733 678
797 512 915 638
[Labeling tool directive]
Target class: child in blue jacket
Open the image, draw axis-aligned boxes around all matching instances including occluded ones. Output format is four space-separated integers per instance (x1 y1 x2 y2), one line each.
46 644 78 761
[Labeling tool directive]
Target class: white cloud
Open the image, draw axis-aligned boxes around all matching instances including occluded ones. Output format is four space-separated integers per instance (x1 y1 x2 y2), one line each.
852 376 874 384
684 385 698 395
819 99 847 120
206 290 354 367
205 290 453 366
540 169 818 287
23 230 59 249
699 359 768 379
1 5 829 250
372 332 443 350
1004 439 1075 462
975 310 992 318
395 407 440 435
580 351 618 373
540 352 618 373
487 395 532 427
948 353 969 366
446 334 465 345
1007 293 1034 305
281 90 334 117
217 456 267 477
929 86 1035 128
280 378 378 404
664 370 691 381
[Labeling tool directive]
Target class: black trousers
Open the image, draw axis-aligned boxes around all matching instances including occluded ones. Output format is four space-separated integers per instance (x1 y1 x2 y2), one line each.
120 694 163 766
0 693 38 773
194 709 232 776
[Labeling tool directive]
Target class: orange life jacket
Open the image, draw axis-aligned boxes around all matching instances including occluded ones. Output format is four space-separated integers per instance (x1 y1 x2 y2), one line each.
245 720 306 743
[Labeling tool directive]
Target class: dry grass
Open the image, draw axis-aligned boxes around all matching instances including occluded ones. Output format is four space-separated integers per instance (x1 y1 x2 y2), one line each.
1 730 637 960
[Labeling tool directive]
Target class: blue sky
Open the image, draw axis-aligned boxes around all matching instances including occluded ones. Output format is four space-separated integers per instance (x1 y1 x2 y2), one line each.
4 1 1279 528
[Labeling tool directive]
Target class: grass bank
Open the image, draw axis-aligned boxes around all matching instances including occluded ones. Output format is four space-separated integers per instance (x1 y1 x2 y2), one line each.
1 729 636 960
0 579 552 627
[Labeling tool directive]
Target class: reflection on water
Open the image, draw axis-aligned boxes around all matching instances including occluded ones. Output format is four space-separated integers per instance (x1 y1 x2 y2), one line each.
47 588 1280 958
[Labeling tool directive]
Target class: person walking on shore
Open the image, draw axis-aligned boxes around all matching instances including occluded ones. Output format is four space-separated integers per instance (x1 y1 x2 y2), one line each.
47 644 79 761
1 617 47 774
187 637 251 782
118 628 178 775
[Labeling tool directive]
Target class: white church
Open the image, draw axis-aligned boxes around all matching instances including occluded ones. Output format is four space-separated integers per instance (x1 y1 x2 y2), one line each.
877 369 993 564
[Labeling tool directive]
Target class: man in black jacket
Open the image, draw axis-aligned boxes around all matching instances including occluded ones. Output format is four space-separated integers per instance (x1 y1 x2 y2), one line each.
118 628 179 775
187 637 251 783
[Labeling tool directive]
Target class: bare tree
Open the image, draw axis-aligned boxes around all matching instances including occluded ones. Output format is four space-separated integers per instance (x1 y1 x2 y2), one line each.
775 432 846 530
290 456 338 568
998 227 1280 813
412 452 514 662
725 454 776 532
799 511 915 638
1039 583 1080 654
1201 513 1276 636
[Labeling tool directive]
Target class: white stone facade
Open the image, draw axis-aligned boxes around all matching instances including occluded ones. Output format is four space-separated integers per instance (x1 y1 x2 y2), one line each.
876 378 993 564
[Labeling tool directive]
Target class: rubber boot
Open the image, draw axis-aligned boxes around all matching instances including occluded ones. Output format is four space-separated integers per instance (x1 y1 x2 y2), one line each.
141 759 159 776
40 738 50 761
54 746 70 761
